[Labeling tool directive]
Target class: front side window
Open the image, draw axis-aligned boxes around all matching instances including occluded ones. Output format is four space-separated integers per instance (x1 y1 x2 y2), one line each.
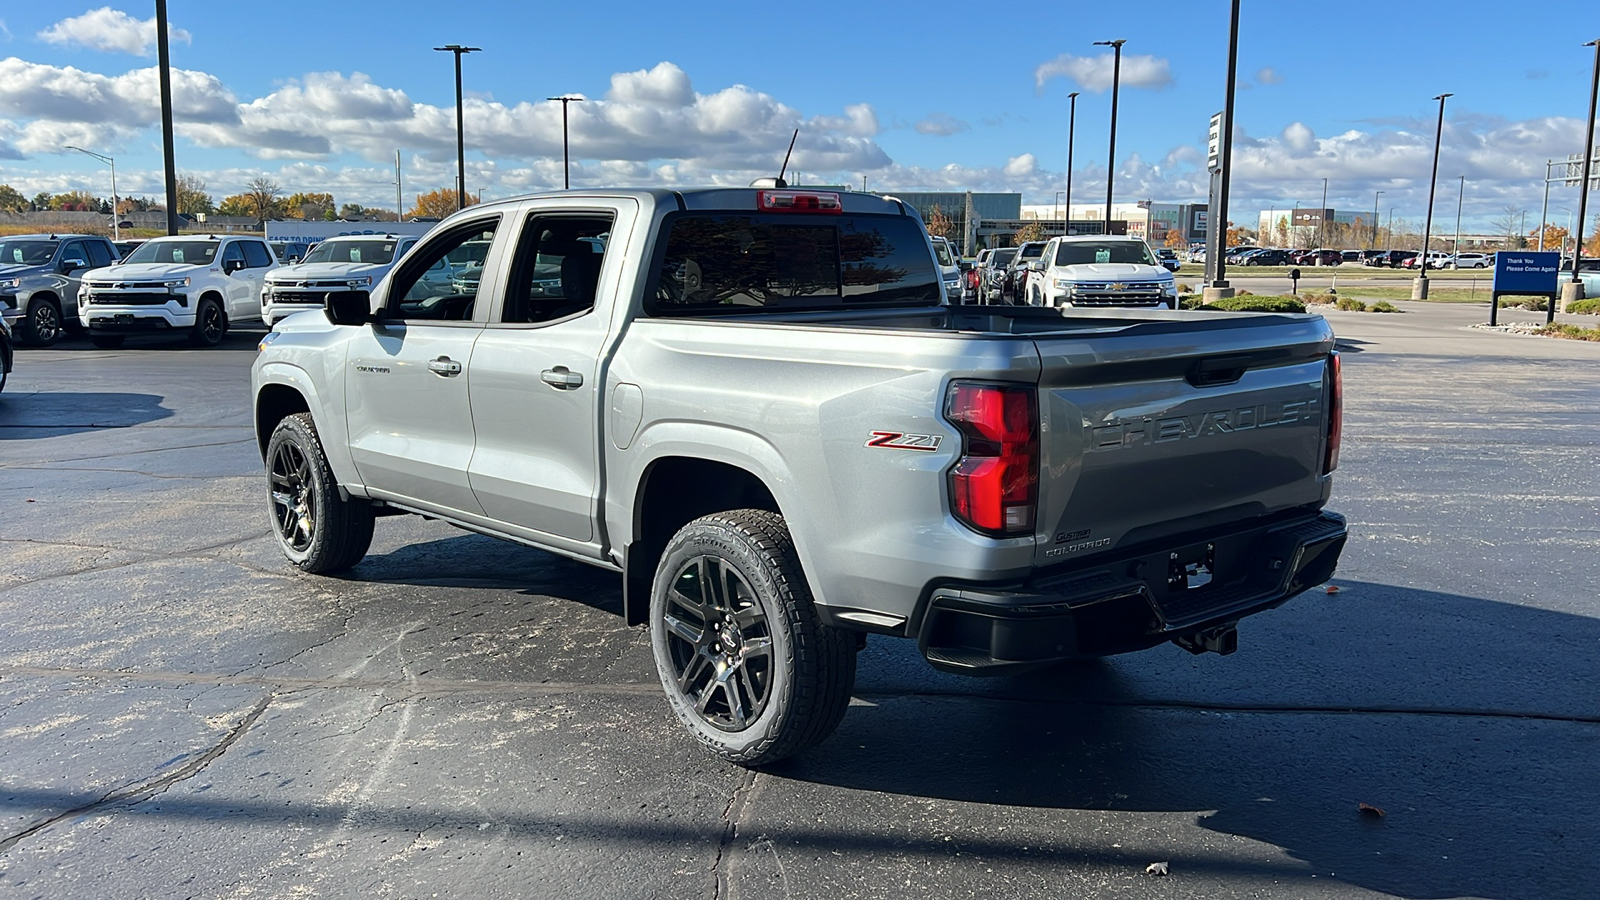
384 219 500 322
87 240 115 268
59 241 88 267
241 241 274 268
649 213 940 315
124 241 219 266
931 240 954 267
500 214 613 324
1054 241 1156 266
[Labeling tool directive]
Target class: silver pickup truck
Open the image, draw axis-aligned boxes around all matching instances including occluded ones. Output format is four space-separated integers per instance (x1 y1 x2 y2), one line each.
251 187 1346 765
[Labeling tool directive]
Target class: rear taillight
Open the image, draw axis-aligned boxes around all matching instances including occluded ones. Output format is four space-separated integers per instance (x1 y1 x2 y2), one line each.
756 190 843 214
1324 351 1342 474
945 382 1038 536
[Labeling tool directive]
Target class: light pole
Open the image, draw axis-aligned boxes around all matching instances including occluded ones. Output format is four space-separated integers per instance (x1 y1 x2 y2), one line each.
1054 191 1065 223
1453 175 1464 255
1558 207 1574 255
1413 93 1451 299
1538 158 1554 250
1389 207 1398 249
394 150 403 222
1065 91 1079 234
547 96 586 189
1206 0 1241 299
1371 190 1383 249
433 44 480 211
155 0 178 234
1566 38 1600 304
1093 39 1126 234
64 146 118 240
1319 177 1328 248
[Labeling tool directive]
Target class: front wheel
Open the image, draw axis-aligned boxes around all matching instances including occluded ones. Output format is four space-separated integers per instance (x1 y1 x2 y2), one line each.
20 299 63 346
265 412 374 573
189 298 227 347
650 509 856 766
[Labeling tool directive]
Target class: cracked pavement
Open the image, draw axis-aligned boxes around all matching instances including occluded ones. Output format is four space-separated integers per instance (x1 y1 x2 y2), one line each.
1 311 1597 899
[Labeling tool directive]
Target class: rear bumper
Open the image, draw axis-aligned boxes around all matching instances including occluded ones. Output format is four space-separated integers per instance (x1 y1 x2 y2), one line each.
916 510 1346 674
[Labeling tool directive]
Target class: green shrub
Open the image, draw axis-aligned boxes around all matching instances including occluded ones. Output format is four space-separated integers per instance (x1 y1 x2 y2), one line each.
1565 297 1600 315
1498 296 1549 311
1336 297 1367 312
1179 295 1206 310
1537 323 1600 341
1200 295 1307 313
1368 301 1402 313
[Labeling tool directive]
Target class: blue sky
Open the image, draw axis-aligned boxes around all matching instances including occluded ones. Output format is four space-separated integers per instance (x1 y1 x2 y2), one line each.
1 2 1597 232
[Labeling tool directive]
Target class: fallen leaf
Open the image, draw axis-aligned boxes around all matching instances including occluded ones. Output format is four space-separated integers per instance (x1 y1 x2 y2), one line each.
1145 861 1169 876
1325 584 1341 594
1358 802 1386 818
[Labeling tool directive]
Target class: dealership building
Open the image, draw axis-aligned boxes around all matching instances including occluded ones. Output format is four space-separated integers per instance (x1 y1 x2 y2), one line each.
1256 208 1371 244
1024 201 1210 246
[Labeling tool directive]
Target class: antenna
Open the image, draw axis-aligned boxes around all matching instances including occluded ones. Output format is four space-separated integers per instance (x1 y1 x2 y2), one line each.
776 129 799 188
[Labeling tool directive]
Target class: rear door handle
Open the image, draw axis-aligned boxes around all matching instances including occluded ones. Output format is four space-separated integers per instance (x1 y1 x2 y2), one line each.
540 366 583 389
428 356 463 377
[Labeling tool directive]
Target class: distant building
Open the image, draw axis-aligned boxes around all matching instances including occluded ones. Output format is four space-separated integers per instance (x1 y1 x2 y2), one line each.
1256 208 1370 246
1025 200 1210 246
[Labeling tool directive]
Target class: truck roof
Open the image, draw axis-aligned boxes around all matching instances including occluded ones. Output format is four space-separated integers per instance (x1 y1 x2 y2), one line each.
469 187 916 218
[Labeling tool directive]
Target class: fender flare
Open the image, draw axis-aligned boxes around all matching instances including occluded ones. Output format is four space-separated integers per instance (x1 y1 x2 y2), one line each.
253 360 364 495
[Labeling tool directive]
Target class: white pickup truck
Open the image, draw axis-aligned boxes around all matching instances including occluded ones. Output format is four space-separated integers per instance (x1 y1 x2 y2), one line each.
79 235 279 347
1024 234 1179 309
261 234 439 325
252 187 1345 764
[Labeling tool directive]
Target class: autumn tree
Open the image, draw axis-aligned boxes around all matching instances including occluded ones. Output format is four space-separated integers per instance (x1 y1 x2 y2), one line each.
407 187 478 220
1529 223 1569 253
1013 221 1045 244
0 184 27 213
235 177 286 227
176 174 213 216
1225 221 1250 248
282 192 335 220
1162 228 1187 249
925 204 956 240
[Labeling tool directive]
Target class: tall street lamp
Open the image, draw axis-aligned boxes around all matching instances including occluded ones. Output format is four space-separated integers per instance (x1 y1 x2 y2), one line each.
1453 175 1465 255
1371 190 1384 249
1558 206 1574 254
64 146 118 241
1054 191 1065 222
1064 91 1079 234
155 0 178 234
1206 0 1241 300
1414 93 1452 299
1093 40 1126 234
433 44 480 211
547 96 586 189
1565 38 1600 306
1319 177 1328 248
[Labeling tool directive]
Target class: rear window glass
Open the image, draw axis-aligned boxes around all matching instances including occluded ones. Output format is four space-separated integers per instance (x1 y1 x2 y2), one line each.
648 214 941 315
1017 243 1045 260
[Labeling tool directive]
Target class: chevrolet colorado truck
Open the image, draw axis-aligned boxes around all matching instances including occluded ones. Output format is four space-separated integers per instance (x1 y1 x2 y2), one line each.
251 187 1346 765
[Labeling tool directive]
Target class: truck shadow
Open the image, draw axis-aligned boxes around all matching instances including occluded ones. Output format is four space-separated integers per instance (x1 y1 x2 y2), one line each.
0 391 173 438
770 580 1600 900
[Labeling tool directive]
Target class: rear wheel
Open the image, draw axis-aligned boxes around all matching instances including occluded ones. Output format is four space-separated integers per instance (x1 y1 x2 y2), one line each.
266 412 374 573
650 509 856 766
20 299 62 346
189 298 227 347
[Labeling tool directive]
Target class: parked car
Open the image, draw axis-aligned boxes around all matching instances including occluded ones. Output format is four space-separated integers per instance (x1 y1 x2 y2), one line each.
1186 244 1207 263
1340 250 1362 263
78 234 280 348
929 236 963 302
1305 249 1344 267
1380 250 1419 268
1223 246 1261 265
979 247 1017 303
261 234 435 326
0 310 12 394
1001 241 1048 303
1402 251 1451 270
1154 248 1182 272
1360 250 1388 267
113 239 145 260
1444 252 1489 269
1023 235 1178 308
0 233 120 345
1244 248 1294 266
270 241 313 264
252 185 1347 765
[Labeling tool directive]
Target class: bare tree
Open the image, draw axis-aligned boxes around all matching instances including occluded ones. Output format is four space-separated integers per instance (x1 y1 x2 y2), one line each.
1489 205 1525 249
244 176 284 228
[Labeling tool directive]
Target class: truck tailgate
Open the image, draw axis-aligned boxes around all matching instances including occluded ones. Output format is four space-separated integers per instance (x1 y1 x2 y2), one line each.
1032 315 1334 567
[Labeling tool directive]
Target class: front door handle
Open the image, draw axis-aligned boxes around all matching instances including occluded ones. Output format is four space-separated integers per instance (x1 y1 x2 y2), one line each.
428 356 463 377
540 366 583 389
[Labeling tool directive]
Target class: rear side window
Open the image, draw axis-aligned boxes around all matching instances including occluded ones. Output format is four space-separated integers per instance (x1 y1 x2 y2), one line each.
648 213 940 315
241 241 274 268
87 240 115 267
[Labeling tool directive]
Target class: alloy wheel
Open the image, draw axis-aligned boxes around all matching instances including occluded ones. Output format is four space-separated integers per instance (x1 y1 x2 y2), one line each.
268 440 316 552
661 554 774 732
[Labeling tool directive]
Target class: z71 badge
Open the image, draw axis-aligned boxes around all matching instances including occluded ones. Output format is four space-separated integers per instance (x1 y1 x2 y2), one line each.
866 431 943 451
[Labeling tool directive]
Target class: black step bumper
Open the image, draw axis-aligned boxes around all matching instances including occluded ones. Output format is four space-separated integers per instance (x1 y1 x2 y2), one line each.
917 510 1347 674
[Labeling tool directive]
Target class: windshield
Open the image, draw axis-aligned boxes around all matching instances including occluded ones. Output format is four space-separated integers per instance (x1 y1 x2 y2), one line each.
931 240 955 267
301 239 400 265
1054 240 1156 266
1018 243 1045 261
990 249 1017 267
0 240 58 266
123 240 219 266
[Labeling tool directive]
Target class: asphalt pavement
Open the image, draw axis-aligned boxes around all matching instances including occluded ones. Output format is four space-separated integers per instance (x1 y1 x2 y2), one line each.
1 307 1596 899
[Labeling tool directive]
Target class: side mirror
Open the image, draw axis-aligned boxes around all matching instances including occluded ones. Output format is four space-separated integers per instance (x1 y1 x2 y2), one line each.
1028 261 1044 272
62 258 88 272
223 259 246 274
324 290 373 326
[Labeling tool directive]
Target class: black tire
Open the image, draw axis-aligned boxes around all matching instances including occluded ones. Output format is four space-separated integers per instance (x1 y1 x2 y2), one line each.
20 298 63 346
89 334 125 349
649 509 856 766
189 298 227 347
265 412 374 573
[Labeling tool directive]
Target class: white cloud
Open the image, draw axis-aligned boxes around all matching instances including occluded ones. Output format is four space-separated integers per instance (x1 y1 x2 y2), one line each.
812 102 879 137
1003 153 1037 178
915 113 970 136
605 61 694 107
1256 67 1283 85
1033 53 1174 93
38 7 190 56
0 58 237 129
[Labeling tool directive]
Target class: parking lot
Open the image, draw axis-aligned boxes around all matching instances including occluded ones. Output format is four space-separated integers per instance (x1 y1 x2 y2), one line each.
2 300 1597 899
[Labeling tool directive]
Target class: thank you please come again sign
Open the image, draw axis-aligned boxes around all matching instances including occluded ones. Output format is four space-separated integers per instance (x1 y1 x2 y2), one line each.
1492 251 1559 295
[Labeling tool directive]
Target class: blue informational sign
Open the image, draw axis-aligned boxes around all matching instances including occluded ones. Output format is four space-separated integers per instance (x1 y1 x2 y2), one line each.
1492 251 1560 295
